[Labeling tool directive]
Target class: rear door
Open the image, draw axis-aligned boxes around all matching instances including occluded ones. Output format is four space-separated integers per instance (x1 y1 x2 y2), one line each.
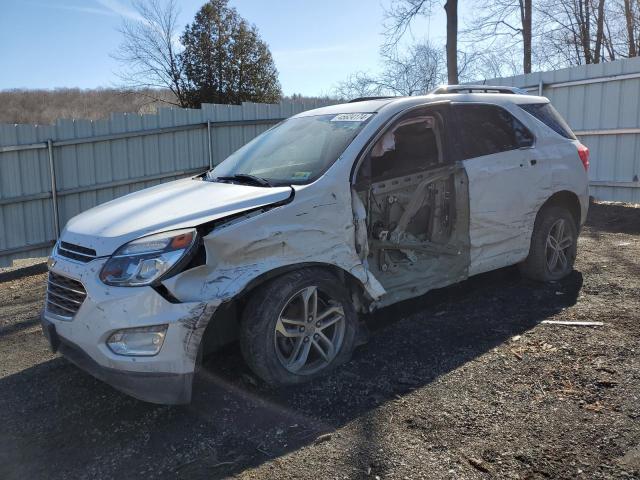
452 103 546 276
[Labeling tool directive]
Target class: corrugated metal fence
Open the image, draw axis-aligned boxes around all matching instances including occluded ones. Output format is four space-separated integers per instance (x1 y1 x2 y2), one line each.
482 56 640 204
0 100 334 267
4 59 640 267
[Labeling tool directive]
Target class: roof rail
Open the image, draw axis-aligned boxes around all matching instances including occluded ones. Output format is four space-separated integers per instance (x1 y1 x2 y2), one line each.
431 85 529 95
348 96 397 103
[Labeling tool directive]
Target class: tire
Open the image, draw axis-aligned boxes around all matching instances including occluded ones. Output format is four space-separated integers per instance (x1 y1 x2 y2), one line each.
519 205 578 282
239 268 358 385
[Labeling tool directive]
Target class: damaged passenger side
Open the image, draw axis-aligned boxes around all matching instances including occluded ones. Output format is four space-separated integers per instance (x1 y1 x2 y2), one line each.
353 104 470 306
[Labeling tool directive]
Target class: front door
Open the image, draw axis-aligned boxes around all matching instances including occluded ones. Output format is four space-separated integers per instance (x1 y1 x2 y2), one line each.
353 104 470 306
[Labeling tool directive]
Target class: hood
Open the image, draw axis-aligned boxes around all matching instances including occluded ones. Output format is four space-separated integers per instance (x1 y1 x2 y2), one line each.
61 178 293 256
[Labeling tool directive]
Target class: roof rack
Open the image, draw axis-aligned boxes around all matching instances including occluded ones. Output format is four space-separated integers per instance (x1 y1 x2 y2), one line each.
348 96 397 103
431 85 529 95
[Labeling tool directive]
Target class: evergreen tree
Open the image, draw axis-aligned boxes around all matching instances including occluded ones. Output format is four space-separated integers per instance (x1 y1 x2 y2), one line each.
181 0 282 106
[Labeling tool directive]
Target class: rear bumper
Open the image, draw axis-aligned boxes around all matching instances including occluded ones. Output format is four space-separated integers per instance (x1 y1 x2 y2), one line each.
41 314 193 404
580 190 589 227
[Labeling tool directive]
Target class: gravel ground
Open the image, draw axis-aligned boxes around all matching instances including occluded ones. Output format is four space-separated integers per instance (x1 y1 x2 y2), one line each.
0 256 47 275
0 201 638 480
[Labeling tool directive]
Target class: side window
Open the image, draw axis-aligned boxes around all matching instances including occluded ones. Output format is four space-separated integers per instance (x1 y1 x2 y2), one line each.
453 104 534 160
358 111 446 183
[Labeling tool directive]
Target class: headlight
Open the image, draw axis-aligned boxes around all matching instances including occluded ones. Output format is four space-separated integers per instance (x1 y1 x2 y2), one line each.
107 325 167 356
99 228 197 286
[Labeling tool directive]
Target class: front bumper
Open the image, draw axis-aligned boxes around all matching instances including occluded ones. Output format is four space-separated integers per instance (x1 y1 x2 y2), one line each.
42 255 216 405
42 314 193 404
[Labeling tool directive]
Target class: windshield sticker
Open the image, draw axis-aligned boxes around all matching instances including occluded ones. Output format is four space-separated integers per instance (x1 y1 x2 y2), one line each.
291 171 312 180
330 113 373 122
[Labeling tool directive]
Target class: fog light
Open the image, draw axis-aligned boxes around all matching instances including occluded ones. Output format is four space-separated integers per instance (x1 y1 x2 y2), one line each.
107 325 168 356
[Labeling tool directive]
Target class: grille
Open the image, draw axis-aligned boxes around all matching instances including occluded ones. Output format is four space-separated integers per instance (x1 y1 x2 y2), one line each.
46 272 87 319
57 241 97 263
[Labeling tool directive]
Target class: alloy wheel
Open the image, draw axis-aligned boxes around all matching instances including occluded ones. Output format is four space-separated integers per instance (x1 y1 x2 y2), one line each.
545 218 573 275
274 285 346 375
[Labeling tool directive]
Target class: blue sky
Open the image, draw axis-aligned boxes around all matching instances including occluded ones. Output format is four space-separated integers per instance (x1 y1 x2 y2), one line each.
0 0 447 95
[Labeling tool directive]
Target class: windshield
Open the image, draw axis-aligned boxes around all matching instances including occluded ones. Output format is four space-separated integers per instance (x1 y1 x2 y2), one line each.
207 113 373 185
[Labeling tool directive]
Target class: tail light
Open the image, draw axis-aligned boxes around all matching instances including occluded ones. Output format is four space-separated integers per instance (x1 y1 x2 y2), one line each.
577 143 589 171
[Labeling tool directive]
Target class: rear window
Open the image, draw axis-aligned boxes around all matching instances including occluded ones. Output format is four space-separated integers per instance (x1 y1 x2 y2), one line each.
519 103 576 140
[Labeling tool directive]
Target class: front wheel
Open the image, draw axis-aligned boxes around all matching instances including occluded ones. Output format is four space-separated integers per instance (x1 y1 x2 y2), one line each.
239 268 358 385
519 205 578 281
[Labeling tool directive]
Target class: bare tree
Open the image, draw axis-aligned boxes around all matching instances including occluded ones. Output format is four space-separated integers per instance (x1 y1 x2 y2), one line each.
445 0 458 83
0 88 179 125
622 0 640 56
457 48 522 81
536 0 612 67
113 0 187 107
334 72 386 99
593 0 640 61
335 43 446 99
462 0 533 73
384 0 459 84
523 0 533 72
623 0 637 55
594 0 606 61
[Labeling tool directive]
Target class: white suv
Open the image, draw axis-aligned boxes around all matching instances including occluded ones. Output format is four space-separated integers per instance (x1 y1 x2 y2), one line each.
41 87 590 404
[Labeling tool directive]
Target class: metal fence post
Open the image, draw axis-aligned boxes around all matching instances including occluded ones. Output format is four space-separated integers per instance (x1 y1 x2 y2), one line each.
538 80 544 96
207 121 214 169
47 139 60 238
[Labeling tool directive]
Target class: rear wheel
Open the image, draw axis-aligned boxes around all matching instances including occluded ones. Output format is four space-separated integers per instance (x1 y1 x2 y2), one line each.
239 268 358 385
519 205 578 281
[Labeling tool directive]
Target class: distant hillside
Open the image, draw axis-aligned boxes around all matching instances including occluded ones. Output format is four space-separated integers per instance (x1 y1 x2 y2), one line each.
0 88 179 125
0 88 337 126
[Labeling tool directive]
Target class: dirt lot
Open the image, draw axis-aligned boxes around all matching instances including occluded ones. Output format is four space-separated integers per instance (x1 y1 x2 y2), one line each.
0 202 638 480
